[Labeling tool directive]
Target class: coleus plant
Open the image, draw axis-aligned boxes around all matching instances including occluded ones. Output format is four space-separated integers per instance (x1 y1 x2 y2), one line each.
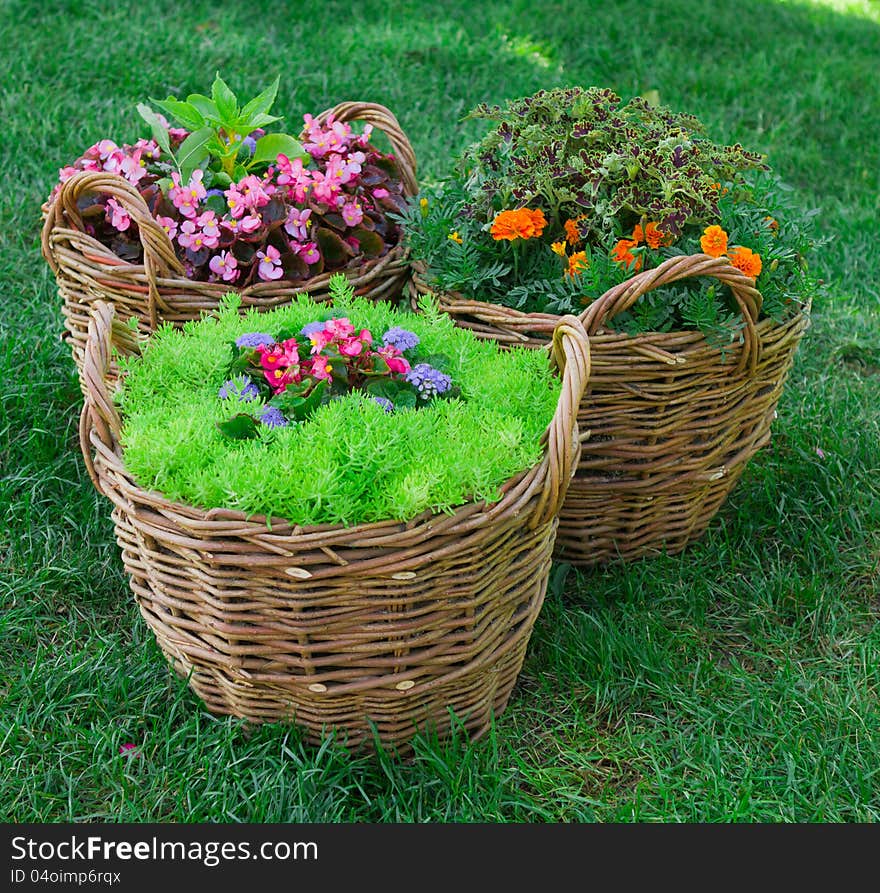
51 75 408 285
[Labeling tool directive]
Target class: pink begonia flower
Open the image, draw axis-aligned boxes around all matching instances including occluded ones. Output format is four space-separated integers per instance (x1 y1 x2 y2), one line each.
169 172 202 219
264 364 300 393
338 337 365 357
155 113 188 142
299 242 320 265
377 345 411 375
238 214 262 234
224 187 246 219
95 139 119 160
187 170 207 202
308 354 333 381
105 198 131 232
341 200 364 228
156 215 178 241
256 245 283 280
372 187 389 199
59 165 77 183
238 174 271 209
102 149 126 174
310 171 339 205
275 154 312 203
134 138 161 160
120 150 147 184
177 219 211 251
197 211 221 244
284 207 312 241
209 251 239 282
326 318 355 339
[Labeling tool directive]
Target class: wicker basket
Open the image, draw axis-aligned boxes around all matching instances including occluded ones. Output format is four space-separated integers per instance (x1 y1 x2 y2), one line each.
78 301 591 750
410 253 810 565
42 101 418 377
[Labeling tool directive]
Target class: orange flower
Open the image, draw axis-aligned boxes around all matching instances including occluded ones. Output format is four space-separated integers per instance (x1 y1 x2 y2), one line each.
631 223 644 244
566 251 589 277
764 216 779 233
490 207 547 241
728 245 762 279
448 231 463 244
564 217 583 246
644 221 664 249
611 238 642 271
700 225 728 257
551 240 567 257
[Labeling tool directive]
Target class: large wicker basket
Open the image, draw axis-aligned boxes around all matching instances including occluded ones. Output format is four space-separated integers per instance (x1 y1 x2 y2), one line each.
42 101 418 376
79 302 591 750
410 253 810 566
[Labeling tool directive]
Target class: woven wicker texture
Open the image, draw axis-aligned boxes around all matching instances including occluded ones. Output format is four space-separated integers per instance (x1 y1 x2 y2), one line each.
410 253 809 565
42 102 418 378
79 301 591 750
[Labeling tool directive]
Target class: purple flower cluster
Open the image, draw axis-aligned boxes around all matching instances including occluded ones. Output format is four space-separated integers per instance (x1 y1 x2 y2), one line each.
258 406 288 428
405 364 452 399
235 332 275 349
300 321 327 339
372 397 394 413
382 327 420 352
218 375 259 401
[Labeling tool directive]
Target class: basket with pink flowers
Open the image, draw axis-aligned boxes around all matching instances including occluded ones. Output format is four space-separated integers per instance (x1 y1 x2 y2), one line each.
41 75 417 377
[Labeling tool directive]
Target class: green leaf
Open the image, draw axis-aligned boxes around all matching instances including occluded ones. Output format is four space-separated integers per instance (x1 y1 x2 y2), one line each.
136 103 172 157
351 227 385 257
204 193 227 216
215 413 260 440
251 133 307 165
270 379 328 422
187 93 219 122
176 126 215 182
315 227 354 264
239 76 280 120
212 73 238 122
152 97 206 131
247 112 282 129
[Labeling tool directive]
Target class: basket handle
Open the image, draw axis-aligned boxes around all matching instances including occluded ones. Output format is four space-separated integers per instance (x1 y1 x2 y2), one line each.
532 315 592 528
313 101 418 196
578 253 764 376
41 170 185 329
79 301 143 494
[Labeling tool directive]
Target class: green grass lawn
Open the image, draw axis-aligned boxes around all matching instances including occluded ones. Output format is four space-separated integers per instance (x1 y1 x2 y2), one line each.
2 0 879 822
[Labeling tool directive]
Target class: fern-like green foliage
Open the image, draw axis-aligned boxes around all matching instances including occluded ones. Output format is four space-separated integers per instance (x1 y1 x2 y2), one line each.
117 293 561 527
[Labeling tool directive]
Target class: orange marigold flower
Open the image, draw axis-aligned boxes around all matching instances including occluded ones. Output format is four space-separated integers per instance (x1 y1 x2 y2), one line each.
728 245 762 279
700 224 728 258
566 251 589 277
631 223 644 244
764 216 779 232
490 207 547 241
564 217 585 246
551 240 567 257
448 231 463 244
644 221 664 249
611 238 642 271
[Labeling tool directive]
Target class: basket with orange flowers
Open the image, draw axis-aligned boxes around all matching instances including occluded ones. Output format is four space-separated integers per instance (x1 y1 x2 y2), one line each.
404 86 817 565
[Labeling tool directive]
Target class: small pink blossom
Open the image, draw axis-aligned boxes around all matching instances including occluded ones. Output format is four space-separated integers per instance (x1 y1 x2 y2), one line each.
816 447 826 459
156 215 178 240
256 244 283 280
224 187 246 219
377 345 411 374
238 214 262 234
59 165 77 183
238 174 271 209
341 200 364 228
197 210 221 246
209 250 239 282
120 150 147 184
155 113 188 142
372 187 390 199
119 743 137 755
178 220 210 252
105 197 131 231
308 354 334 381
310 171 339 205
299 242 320 265
284 207 312 241
275 154 312 203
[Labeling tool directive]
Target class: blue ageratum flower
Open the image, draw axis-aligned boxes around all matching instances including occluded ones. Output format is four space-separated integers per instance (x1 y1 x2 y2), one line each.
258 406 288 428
235 332 275 349
382 327 420 352
372 397 394 413
405 364 452 399
218 375 259 402
300 321 327 339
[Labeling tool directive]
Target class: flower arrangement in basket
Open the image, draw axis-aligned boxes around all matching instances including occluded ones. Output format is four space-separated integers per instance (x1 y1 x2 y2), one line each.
79 275 590 749
405 86 819 564
42 74 417 373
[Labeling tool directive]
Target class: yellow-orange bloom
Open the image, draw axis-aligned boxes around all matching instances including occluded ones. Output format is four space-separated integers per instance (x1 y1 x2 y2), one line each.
564 217 583 246
611 238 642 271
551 240 567 257
490 207 548 241
764 216 779 233
448 231 463 244
566 251 589 277
728 245 762 279
700 225 728 257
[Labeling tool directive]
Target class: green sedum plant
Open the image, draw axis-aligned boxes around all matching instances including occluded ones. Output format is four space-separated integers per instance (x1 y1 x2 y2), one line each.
117 289 561 527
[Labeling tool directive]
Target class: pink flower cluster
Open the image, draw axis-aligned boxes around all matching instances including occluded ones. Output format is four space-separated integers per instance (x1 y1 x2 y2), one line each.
57 138 161 189
251 318 411 396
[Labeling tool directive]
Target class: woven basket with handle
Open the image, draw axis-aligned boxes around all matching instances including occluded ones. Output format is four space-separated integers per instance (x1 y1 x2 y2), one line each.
43 101 418 377
410 253 809 566
79 301 591 751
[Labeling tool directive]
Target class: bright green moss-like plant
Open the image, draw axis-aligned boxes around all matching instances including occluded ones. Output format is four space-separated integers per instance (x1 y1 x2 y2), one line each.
117 290 560 527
